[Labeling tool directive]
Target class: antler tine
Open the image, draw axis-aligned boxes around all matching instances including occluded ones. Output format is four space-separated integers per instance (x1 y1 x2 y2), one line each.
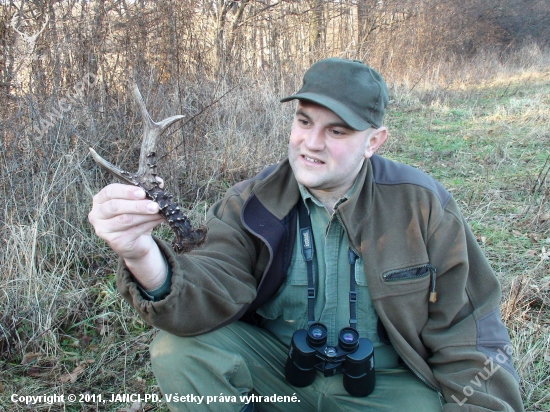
132 83 184 183
88 147 139 186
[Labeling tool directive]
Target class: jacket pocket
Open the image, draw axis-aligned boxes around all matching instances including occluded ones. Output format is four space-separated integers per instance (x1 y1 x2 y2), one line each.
383 264 434 282
379 264 435 297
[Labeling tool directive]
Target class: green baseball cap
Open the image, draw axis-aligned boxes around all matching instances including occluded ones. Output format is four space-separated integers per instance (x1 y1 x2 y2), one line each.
281 58 388 130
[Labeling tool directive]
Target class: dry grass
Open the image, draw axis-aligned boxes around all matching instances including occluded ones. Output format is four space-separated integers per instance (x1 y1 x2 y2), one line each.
1 47 549 410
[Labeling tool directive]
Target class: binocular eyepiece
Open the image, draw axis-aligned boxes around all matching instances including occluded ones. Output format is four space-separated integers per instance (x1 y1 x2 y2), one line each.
285 323 375 397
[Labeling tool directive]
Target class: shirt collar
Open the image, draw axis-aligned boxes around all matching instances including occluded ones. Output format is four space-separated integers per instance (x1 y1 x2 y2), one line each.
298 172 362 213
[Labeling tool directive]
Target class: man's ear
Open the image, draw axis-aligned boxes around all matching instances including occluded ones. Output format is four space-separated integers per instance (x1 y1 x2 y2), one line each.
364 127 387 158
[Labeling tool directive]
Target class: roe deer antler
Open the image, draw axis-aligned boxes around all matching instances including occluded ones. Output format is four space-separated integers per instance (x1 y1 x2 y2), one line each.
89 84 207 254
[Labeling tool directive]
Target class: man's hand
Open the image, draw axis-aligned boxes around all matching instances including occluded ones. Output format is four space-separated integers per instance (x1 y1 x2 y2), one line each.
88 183 168 290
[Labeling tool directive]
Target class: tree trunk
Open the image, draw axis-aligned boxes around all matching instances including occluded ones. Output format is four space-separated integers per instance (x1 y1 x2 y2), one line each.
309 0 325 62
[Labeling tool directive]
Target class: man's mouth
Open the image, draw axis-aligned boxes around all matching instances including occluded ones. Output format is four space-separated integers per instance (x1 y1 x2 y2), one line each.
302 155 324 164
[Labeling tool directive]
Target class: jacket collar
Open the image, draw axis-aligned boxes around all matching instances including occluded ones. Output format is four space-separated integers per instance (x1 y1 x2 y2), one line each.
250 158 300 220
337 158 374 250
251 157 374 251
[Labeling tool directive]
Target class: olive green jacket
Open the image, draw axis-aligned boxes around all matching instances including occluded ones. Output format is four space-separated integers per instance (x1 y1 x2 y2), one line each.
117 155 523 411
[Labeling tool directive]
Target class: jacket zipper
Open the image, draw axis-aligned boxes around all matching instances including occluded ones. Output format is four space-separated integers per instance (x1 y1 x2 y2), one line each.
337 214 441 392
383 264 438 303
382 264 433 281
388 334 443 396
383 264 442 393
335 213 362 259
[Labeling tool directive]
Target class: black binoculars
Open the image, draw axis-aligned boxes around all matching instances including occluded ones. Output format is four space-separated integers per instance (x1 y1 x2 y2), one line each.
285 322 375 397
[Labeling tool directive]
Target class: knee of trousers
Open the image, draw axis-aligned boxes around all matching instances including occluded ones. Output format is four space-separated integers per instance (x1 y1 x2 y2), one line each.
149 327 249 378
149 330 202 371
149 330 218 393
149 327 255 396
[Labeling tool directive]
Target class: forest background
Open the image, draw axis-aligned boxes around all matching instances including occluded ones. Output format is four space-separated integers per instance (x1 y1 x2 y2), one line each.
0 0 549 410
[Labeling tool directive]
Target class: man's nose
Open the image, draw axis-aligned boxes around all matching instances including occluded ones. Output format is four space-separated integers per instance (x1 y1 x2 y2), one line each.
304 127 324 150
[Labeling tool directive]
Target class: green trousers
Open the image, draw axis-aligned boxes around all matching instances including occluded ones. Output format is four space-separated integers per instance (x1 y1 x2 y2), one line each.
150 321 443 412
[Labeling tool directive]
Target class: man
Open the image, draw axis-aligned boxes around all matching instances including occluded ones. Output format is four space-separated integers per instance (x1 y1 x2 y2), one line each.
88 58 524 411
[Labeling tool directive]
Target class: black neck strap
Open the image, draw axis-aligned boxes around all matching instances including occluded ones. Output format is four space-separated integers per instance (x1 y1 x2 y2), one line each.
297 198 358 329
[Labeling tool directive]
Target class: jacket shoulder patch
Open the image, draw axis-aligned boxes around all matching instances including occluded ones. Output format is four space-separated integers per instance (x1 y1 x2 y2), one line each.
370 155 451 208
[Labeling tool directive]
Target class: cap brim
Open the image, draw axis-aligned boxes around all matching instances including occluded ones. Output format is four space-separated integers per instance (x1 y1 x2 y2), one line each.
280 92 372 131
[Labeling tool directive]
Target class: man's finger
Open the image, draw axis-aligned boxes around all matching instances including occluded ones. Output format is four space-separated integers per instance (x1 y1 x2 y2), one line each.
93 198 159 221
112 213 164 233
93 183 146 205
128 215 165 235
92 212 163 239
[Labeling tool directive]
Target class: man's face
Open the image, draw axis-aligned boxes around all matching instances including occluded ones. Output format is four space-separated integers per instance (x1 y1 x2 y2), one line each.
288 101 382 200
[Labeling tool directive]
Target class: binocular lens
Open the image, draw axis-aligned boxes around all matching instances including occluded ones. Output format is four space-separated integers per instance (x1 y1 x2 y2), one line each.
307 323 327 346
338 327 359 351
342 332 354 342
312 328 323 338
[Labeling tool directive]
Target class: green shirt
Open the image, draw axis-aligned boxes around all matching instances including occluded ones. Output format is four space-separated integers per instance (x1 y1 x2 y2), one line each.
259 183 400 369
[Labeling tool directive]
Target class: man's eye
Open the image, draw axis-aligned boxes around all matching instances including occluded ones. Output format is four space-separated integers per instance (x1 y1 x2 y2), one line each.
298 119 309 125
331 129 344 136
